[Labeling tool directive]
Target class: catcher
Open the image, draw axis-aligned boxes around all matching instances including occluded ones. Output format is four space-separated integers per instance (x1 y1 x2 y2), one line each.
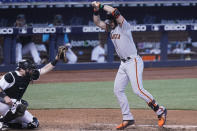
0 45 67 130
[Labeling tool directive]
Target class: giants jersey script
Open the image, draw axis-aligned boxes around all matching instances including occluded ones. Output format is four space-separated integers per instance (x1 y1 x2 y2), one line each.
110 19 137 59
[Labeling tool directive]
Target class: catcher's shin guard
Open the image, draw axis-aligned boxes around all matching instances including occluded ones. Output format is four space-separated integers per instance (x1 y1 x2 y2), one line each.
0 122 9 131
7 123 22 129
0 110 18 123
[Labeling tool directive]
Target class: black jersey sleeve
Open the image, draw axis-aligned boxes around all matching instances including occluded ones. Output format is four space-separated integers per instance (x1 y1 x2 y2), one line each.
32 69 40 80
4 73 14 83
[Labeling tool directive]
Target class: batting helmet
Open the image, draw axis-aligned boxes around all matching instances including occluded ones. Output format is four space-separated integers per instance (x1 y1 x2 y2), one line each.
105 12 117 30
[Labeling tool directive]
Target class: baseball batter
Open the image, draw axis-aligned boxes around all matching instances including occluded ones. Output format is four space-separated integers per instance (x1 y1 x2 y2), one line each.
0 52 62 130
92 1 167 130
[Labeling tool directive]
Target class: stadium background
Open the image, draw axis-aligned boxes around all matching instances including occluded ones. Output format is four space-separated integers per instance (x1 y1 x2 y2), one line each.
0 0 197 130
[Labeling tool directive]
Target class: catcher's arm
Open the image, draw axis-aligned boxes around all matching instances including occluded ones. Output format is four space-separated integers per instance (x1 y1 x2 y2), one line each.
0 87 12 105
0 75 13 105
39 56 58 75
39 45 68 75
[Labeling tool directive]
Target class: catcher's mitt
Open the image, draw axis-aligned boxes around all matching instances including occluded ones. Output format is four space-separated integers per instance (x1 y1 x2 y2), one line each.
57 45 68 62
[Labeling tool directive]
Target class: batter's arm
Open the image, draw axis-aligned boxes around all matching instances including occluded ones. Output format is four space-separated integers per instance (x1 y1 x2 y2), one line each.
92 1 124 25
92 2 107 30
93 15 107 30
103 5 124 25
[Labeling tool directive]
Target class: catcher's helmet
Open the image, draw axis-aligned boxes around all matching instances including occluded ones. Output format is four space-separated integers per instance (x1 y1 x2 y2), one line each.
17 59 36 70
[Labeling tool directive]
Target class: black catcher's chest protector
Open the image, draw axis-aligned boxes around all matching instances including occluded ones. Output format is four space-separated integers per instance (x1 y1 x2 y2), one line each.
5 72 30 100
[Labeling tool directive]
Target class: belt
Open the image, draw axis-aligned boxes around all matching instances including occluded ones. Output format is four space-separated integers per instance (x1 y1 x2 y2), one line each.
121 57 132 63
121 55 139 62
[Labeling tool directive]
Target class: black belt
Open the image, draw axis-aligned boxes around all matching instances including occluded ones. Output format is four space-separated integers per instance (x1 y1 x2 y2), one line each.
121 57 132 62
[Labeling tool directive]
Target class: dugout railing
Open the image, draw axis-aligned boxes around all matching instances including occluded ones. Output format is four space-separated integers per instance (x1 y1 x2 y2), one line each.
1 0 197 8
0 24 197 72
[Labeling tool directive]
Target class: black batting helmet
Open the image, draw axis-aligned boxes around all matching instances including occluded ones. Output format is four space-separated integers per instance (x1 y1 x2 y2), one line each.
106 12 114 21
105 12 117 30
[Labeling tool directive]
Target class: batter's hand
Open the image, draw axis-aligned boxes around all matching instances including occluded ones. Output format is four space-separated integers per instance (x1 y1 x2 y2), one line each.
4 96 12 105
92 1 100 11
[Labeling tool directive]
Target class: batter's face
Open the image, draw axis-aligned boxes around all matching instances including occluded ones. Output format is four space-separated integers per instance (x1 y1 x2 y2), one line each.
109 21 116 29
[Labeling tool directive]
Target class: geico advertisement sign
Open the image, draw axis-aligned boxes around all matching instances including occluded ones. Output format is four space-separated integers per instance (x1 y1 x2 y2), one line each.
82 26 105 32
33 27 56 33
0 28 13 34
130 25 146 31
164 24 186 31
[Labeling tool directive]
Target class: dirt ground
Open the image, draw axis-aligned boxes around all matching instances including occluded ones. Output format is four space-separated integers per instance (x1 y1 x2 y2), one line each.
18 67 197 130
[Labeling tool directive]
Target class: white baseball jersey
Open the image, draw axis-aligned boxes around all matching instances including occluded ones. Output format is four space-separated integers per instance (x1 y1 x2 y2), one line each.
110 19 137 59
112 18 157 121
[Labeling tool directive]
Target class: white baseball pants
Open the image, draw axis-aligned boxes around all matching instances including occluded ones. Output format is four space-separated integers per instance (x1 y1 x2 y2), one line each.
0 102 34 128
66 48 77 64
16 42 41 64
114 55 154 120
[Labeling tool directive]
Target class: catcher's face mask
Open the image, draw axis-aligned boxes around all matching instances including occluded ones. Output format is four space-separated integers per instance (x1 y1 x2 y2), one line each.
17 59 37 78
18 68 32 77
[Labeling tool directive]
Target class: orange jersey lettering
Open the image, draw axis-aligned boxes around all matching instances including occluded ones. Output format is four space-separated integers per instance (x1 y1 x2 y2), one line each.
111 34 120 39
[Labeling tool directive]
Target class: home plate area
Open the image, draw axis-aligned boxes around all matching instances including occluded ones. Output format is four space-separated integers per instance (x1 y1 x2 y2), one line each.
89 123 197 131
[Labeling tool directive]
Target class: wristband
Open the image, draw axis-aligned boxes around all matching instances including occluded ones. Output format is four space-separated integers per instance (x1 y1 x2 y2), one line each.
51 59 58 66
99 4 104 9
112 8 121 19
93 9 99 16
